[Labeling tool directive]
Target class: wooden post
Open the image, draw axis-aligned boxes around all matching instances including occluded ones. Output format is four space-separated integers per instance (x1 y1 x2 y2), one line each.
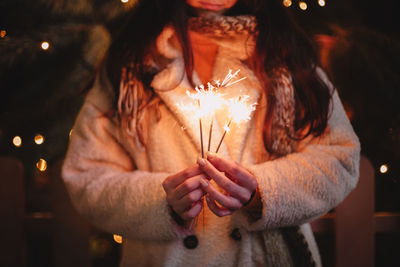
335 155 375 267
0 156 25 266
51 159 91 267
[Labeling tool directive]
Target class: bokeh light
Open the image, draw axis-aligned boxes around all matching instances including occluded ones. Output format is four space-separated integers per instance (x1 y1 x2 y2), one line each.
380 164 388 174
283 0 292 7
41 41 50 50
113 234 123 244
36 158 48 172
299 1 308 10
13 136 22 147
34 134 45 145
0 29 6 38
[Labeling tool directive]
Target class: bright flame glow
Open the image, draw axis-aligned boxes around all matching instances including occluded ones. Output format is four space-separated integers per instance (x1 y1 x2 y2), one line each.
318 0 326 7
0 30 6 38
121 0 129 3
299 1 307 10
13 136 22 147
182 83 225 119
223 124 231 133
36 158 47 172
34 134 44 145
380 164 388 174
113 234 123 244
227 96 257 124
283 0 292 7
41 41 50 50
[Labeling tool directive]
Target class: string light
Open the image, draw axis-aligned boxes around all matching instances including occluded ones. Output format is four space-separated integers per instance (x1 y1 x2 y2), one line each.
13 136 22 147
318 0 326 7
121 0 129 3
34 134 45 145
380 164 388 174
299 1 308 10
283 0 292 7
113 234 123 244
41 41 50 50
36 158 47 172
0 29 6 38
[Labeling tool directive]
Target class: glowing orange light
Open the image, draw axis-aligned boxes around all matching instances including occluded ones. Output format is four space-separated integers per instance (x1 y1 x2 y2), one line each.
380 164 388 174
113 234 123 244
41 41 50 50
283 0 292 7
318 0 326 7
36 158 47 172
121 0 129 3
34 134 44 145
0 30 6 38
13 136 22 147
299 1 307 10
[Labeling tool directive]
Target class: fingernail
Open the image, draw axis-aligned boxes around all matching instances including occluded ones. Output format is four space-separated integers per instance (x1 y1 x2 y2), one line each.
197 157 206 166
206 152 217 159
200 179 209 188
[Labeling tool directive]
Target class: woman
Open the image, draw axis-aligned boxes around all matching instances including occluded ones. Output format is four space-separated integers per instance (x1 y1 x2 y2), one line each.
62 0 360 266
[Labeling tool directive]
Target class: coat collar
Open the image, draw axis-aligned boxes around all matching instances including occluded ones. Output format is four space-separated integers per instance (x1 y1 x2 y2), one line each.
150 24 262 162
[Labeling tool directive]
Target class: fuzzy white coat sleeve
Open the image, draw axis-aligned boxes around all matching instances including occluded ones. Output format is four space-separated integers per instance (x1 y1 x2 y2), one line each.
241 89 361 231
61 84 181 241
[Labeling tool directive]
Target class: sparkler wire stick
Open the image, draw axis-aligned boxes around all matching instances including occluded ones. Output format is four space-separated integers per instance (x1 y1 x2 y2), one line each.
198 100 205 158
215 119 232 153
207 120 213 152
199 119 204 158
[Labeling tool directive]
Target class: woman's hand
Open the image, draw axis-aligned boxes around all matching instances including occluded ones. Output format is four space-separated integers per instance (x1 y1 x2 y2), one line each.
197 152 259 217
162 165 206 222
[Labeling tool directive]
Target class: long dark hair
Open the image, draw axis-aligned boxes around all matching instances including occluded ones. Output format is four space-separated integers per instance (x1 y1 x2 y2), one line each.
105 0 332 153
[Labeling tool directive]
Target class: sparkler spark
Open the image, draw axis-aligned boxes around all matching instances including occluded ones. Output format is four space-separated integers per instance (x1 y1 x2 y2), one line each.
227 95 257 124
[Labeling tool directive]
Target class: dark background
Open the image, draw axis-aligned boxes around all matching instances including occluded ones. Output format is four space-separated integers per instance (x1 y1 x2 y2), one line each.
0 0 399 266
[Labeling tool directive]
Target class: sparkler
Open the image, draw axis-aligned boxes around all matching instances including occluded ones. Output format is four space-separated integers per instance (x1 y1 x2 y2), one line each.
215 95 257 153
177 69 257 231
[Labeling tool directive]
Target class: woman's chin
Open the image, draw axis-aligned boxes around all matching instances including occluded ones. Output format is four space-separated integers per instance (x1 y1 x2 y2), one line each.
195 7 227 15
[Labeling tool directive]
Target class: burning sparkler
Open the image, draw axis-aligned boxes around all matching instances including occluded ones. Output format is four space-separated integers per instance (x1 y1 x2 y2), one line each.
215 96 257 153
177 69 257 231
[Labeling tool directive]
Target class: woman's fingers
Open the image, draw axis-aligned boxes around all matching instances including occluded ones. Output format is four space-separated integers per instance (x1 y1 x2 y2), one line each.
173 188 204 214
174 174 205 200
205 195 233 217
206 152 258 191
162 165 203 192
180 201 203 221
198 157 251 203
200 179 242 210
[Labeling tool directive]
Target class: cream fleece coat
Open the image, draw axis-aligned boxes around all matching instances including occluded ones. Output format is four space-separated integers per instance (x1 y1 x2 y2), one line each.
62 25 360 266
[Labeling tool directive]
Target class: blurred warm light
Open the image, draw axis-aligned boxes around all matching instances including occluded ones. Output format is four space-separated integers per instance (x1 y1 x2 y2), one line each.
13 136 22 147
380 164 388 174
283 0 292 7
318 0 326 7
299 1 307 10
34 134 45 145
0 29 6 38
121 0 129 3
36 158 47 172
69 129 73 138
113 234 123 244
41 41 50 50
